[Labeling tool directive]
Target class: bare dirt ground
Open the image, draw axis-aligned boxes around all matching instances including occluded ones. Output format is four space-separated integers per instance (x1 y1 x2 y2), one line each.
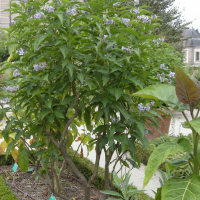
0 164 103 200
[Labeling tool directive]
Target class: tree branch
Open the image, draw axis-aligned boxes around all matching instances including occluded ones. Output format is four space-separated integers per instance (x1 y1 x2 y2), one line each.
59 93 79 148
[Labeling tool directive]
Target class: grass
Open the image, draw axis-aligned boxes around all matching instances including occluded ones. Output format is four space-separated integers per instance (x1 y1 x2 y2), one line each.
0 176 18 200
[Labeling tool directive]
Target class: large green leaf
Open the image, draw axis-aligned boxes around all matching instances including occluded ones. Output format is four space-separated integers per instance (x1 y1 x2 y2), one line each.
143 142 180 188
175 66 199 104
133 84 188 111
189 117 200 134
162 175 200 200
18 145 29 172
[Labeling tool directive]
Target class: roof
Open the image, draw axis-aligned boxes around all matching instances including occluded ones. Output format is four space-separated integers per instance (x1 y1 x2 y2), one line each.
187 38 200 47
183 28 200 47
184 29 200 38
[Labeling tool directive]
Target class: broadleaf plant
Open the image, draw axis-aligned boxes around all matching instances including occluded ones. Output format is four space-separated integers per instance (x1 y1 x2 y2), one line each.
134 66 200 199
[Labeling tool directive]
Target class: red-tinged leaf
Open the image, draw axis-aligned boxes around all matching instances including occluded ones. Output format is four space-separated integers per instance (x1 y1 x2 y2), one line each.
175 66 199 104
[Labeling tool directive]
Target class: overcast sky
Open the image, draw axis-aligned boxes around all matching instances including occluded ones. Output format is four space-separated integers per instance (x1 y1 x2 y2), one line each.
174 0 200 31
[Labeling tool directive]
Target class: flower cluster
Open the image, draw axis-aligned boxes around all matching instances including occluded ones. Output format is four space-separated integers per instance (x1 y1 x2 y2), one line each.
44 6 55 13
157 73 165 82
138 103 150 112
160 64 168 70
169 71 175 78
151 15 157 20
133 7 139 14
11 20 16 25
2 97 10 103
33 62 47 71
2 85 19 92
13 69 21 77
122 18 130 24
137 15 151 24
119 181 126 187
157 38 165 42
105 19 114 24
122 46 132 54
16 48 24 56
34 12 44 19
150 100 155 106
66 8 76 15
113 2 121 6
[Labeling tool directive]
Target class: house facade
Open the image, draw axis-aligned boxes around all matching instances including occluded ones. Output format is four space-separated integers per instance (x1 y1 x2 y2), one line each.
183 28 200 66
0 0 19 28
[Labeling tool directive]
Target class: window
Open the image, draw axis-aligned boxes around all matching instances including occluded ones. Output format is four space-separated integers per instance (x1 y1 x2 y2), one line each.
196 52 200 61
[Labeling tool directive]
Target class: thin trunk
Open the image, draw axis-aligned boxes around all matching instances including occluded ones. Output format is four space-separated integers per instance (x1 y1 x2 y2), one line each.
59 143 91 200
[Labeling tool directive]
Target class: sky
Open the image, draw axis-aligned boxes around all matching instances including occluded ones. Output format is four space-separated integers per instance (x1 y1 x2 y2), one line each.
174 0 200 31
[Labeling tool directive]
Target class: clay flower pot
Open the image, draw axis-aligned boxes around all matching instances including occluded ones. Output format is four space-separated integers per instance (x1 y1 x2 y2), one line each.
146 108 174 140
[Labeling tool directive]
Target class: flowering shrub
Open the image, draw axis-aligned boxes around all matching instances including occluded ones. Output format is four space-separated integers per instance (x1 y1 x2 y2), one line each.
0 0 183 199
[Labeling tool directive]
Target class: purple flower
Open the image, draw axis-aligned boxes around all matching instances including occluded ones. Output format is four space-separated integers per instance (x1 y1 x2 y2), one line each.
121 46 132 54
169 71 175 78
44 6 55 13
122 18 130 24
137 15 151 23
66 8 76 15
103 35 108 40
16 48 24 56
133 7 139 14
13 69 21 77
33 62 47 71
138 103 145 112
105 19 114 24
145 105 150 111
150 100 155 106
160 64 165 69
145 129 149 135
3 97 10 103
34 12 44 19
11 20 16 25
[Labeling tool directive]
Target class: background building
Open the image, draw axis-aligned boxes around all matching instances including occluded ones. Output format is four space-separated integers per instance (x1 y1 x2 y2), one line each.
183 28 200 66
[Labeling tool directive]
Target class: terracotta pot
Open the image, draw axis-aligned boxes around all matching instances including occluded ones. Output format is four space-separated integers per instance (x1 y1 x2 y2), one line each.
145 108 174 140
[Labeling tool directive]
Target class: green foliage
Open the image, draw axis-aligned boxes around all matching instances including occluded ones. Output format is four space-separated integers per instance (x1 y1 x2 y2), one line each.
0 0 184 198
101 171 146 200
136 66 200 199
0 176 18 200
162 175 200 200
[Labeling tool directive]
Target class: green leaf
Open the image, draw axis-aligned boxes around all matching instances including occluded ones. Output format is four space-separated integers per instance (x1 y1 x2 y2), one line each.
67 63 76 77
100 190 123 198
18 145 29 172
45 101 52 109
77 73 84 84
42 74 49 83
189 117 200 135
133 84 186 111
34 34 52 51
166 159 188 169
8 43 18 55
143 142 180 188
93 125 107 134
59 45 70 59
136 122 146 137
177 137 192 153
162 175 200 200
102 76 109 86
102 98 109 107
54 110 65 119
47 114 54 124
121 134 128 152
57 13 64 26
175 66 199 104
155 188 162 200
39 110 51 120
